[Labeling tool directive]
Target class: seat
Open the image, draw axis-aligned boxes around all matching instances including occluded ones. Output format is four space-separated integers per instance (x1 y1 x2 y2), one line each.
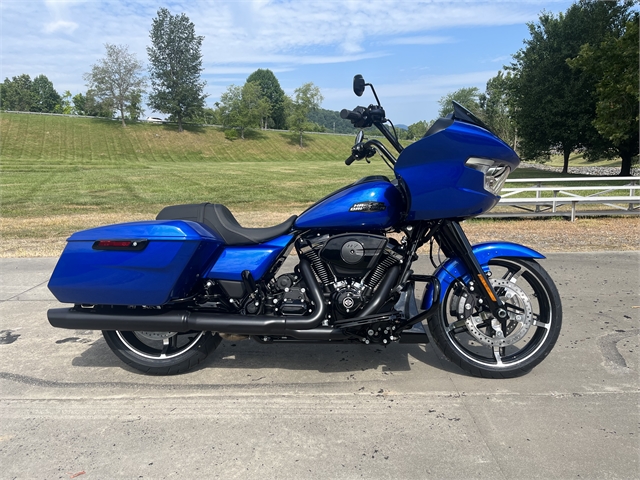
156 203 297 246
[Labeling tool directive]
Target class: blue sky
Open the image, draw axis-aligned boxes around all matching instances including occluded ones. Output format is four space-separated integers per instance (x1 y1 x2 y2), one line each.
1 0 576 125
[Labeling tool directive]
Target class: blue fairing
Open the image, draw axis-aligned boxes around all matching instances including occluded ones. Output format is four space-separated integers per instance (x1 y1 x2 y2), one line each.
295 179 404 230
207 234 294 281
421 242 545 310
395 121 520 220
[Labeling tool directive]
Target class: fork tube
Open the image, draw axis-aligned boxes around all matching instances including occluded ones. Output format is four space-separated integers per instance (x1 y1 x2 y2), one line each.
437 221 507 319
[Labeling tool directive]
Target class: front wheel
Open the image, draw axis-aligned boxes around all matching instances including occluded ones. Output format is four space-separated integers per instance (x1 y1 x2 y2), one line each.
428 258 562 378
103 330 221 375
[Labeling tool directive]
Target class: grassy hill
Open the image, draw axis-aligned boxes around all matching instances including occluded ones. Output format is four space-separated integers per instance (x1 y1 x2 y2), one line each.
1 113 635 257
1 112 627 221
0 113 391 218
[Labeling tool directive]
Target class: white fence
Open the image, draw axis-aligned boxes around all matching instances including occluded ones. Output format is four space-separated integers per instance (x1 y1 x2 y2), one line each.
486 176 640 221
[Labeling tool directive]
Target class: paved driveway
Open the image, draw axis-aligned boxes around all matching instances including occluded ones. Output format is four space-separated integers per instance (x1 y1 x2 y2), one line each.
1 253 638 479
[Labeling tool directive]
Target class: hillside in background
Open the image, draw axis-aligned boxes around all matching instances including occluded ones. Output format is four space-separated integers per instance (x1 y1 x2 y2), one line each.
0 112 391 217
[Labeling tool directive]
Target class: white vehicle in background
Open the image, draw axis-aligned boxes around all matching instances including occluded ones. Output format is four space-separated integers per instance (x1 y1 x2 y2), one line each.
146 117 163 123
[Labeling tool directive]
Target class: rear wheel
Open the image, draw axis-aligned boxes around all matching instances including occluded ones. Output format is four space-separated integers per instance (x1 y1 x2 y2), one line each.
428 258 562 378
102 330 221 375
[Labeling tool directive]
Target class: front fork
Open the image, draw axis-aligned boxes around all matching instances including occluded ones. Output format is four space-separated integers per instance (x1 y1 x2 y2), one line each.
436 222 509 333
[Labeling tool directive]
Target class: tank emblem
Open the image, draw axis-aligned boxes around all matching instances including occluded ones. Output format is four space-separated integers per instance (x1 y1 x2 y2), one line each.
349 201 386 212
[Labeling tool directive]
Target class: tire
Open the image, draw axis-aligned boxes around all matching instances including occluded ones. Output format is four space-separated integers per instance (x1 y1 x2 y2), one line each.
102 330 221 375
428 258 562 378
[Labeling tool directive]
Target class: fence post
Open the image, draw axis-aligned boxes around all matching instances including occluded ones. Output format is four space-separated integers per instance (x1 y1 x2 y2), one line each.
630 180 637 211
535 182 541 212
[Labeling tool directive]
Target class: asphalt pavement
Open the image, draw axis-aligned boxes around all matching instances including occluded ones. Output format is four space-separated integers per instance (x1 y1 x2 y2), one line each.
0 252 638 479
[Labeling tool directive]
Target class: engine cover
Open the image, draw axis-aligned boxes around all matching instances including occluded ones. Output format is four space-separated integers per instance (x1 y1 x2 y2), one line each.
320 234 387 277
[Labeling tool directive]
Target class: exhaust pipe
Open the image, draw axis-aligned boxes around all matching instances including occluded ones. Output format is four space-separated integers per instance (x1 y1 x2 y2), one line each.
49 259 325 336
48 260 399 340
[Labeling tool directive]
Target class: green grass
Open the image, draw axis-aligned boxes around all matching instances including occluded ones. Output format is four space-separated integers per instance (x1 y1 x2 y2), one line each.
0 113 391 217
0 113 632 218
545 151 629 168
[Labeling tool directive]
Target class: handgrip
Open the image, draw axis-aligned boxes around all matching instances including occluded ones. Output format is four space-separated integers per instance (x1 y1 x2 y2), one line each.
340 108 361 122
345 155 356 166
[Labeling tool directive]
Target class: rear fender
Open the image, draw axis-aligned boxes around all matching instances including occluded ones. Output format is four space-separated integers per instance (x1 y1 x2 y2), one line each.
422 242 545 310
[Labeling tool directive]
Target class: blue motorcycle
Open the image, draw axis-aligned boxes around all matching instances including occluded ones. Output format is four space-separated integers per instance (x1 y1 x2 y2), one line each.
47 75 562 378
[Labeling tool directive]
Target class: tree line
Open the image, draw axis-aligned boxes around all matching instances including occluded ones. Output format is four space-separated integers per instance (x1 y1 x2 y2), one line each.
0 8 325 146
1 2 637 169
407 1 638 176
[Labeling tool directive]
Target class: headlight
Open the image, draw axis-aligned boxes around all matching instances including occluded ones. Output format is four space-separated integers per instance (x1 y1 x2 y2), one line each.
466 157 511 195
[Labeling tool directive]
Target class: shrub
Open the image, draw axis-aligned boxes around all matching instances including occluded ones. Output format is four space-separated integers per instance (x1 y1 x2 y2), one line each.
224 129 238 141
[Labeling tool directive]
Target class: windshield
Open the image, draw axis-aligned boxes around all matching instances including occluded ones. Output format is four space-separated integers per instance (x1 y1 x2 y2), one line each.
451 101 492 133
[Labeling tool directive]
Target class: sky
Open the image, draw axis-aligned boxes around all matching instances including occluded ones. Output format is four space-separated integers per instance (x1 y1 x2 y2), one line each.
1 0 577 125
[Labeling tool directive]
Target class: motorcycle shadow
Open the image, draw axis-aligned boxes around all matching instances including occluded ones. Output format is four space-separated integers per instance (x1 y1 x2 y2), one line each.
70 336 462 376
204 338 453 375
71 337 126 369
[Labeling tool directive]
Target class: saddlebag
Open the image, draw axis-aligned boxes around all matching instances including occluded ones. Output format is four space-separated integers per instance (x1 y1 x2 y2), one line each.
48 220 223 306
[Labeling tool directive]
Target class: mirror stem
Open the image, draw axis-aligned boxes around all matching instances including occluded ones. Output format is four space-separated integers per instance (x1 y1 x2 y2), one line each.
366 84 382 107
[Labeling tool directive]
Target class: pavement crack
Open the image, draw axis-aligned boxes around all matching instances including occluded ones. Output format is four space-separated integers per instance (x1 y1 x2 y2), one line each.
3 279 50 302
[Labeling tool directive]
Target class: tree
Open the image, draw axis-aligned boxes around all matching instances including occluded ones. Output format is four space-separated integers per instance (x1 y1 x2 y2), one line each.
219 82 270 139
508 0 635 172
287 82 323 147
479 71 517 149
31 74 61 113
84 43 146 127
72 93 86 115
406 120 431 140
437 87 481 118
569 14 639 176
147 8 207 132
0 74 36 111
246 69 287 129
57 90 73 114
126 90 144 121
84 89 114 117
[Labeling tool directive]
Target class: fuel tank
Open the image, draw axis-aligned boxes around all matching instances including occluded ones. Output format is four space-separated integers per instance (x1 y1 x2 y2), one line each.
295 176 405 230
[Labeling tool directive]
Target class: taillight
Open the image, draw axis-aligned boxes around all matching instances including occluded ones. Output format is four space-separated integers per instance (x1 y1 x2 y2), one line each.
92 240 148 251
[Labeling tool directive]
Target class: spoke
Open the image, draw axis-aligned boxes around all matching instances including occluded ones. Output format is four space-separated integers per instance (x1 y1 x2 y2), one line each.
493 347 504 366
160 337 171 358
505 303 525 314
532 315 550 330
503 266 523 283
447 319 467 333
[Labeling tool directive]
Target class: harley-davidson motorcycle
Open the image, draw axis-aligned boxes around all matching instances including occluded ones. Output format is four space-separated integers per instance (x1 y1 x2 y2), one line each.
47 75 562 378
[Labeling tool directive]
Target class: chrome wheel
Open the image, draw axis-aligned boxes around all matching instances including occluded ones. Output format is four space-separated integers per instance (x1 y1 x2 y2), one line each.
429 258 562 378
103 330 221 375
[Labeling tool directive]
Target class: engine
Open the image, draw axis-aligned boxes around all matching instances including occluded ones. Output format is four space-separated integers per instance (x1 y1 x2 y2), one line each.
297 233 403 320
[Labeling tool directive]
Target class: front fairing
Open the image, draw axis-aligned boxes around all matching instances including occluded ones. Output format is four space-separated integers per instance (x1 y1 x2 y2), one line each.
394 120 520 221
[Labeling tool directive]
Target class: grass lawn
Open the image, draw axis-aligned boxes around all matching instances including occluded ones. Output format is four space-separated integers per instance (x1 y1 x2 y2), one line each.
1 113 389 217
1 113 636 257
545 151 631 169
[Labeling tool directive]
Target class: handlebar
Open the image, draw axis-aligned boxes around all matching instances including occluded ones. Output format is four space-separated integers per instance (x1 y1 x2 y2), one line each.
341 104 403 154
344 140 395 167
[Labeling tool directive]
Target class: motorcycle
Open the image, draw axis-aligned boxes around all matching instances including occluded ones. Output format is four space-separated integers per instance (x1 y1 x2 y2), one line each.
47 75 562 378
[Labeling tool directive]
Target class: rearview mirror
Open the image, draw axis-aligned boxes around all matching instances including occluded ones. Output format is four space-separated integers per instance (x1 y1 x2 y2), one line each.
353 75 366 97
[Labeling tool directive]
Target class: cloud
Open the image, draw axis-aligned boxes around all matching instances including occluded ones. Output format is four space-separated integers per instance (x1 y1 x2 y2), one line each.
0 0 566 121
386 36 454 46
43 20 78 34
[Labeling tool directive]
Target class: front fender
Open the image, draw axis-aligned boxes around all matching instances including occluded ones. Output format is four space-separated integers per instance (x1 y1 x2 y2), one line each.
422 242 544 310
